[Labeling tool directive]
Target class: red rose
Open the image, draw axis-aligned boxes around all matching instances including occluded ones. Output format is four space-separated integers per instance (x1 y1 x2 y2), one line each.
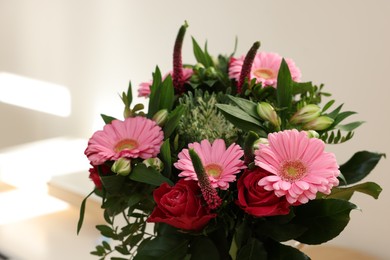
147 179 217 231
88 164 111 189
236 168 290 217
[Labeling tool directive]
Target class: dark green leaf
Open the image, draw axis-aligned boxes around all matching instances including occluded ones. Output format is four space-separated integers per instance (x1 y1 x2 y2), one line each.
96 225 115 238
326 182 382 200
339 151 385 185
128 193 144 208
216 104 262 126
134 236 189 260
130 163 173 186
189 236 219 260
101 114 117 124
163 105 185 138
77 190 95 234
235 220 252 248
267 241 310 260
243 131 259 163
227 95 261 119
331 111 357 127
160 139 172 179
219 110 267 136
127 81 133 106
292 81 313 95
102 241 111 251
237 238 267 260
293 199 357 244
325 104 343 119
192 37 213 67
276 59 293 126
100 174 126 194
159 75 175 112
148 67 163 118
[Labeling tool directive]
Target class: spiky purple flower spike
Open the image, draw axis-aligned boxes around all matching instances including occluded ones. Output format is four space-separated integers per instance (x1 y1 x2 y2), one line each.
189 148 222 210
237 41 260 94
173 21 189 94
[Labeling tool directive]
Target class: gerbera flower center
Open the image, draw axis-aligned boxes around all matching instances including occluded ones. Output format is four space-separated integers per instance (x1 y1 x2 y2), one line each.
205 163 223 178
280 160 307 182
114 139 139 152
253 68 275 79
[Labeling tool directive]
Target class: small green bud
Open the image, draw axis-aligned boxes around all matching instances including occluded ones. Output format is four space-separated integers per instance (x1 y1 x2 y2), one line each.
306 130 320 138
152 109 168 126
111 158 131 176
303 116 334 130
253 138 269 149
205 67 217 78
290 105 321 124
143 157 164 172
257 102 281 128
193 63 205 70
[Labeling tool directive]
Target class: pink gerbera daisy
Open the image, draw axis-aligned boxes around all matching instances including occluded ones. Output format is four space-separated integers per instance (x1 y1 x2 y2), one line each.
254 130 340 204
174 139 246 190
229 52 301 87
138 68 193 97
85 116 164 165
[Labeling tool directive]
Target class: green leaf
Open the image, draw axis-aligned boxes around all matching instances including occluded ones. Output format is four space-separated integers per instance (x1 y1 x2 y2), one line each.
128 193 144 208
216 104 262 127
322 99 335 113
326 104 343 119
101 114 117 124
192 37 213 67
267 241 310 260
291 81 313 95
134 236 189 260
148 67 163 118
127 80 133 106
236 238 267 260
189 236 220 260
77 189 95 234
331 111 357 126
159 75 175 112
243 131 259 163
326 182 382 200
102 240 111 251
130 163 173 186
336 121 364 132
235 220 252 248
100 174 126 194
163 105 185 138
96 224 115 238
292 199 357 244
227 95 261 120
160 139 172 179
339 151 385 185
276 59 293 127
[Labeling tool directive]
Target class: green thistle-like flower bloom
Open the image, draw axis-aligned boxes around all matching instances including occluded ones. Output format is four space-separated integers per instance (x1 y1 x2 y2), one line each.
178 90 238 144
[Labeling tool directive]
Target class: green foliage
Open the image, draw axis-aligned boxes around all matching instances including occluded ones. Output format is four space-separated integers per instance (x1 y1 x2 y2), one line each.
339 151 385 185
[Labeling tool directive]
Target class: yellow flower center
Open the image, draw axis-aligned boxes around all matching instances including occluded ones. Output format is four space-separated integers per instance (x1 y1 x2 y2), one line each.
280 160 307 181
253 68 275 79
205 164 223 178
114 139 139 152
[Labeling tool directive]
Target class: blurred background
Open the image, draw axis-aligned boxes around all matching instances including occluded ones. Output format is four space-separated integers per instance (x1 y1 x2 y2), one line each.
0 0 389 259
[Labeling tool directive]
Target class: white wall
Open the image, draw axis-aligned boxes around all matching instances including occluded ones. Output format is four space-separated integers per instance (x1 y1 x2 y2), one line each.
0 0 389 258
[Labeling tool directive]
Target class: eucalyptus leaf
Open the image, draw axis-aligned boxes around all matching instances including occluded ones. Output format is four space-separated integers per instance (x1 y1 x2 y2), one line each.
339 151 385 185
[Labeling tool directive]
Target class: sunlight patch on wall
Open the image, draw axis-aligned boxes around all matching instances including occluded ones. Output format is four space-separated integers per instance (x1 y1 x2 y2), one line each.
0 72 71 117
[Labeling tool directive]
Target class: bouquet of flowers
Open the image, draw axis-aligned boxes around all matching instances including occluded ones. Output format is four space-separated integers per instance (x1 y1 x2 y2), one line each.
78 22 384 260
